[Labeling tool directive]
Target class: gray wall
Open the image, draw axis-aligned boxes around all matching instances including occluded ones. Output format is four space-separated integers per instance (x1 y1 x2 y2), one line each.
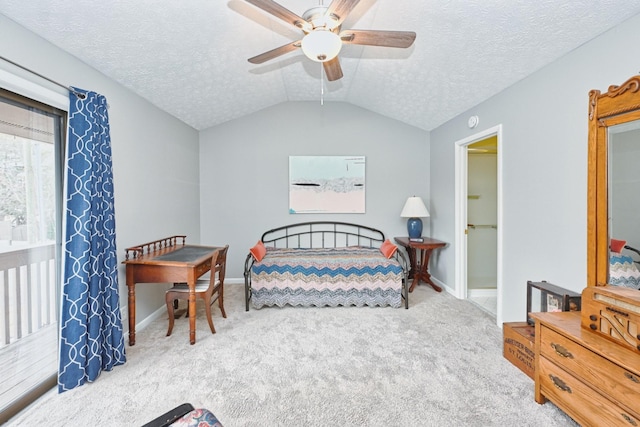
199 101 429 278
430 12 640 322
6 10 640 327
1 15 201 325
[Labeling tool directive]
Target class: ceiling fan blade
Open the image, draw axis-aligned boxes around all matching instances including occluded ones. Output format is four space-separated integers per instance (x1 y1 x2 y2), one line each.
325 0 361 26
323 57 343 81
244 0 311 32
248 41 301 64
340 29 416 48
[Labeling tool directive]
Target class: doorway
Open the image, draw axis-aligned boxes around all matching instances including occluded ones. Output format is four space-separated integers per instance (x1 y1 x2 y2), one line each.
454 125 503 325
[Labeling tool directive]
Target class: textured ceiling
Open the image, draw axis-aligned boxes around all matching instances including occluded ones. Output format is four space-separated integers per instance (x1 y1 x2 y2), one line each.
1 1 640 131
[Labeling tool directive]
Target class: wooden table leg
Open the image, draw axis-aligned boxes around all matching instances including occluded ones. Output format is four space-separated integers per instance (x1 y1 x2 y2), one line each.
406 247 417 279
410 248 442 293
127 270 136 346
188 281 196 345
409 269 420 293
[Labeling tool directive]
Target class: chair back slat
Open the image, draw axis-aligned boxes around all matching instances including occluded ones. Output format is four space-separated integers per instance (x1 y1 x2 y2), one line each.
210 245 229 289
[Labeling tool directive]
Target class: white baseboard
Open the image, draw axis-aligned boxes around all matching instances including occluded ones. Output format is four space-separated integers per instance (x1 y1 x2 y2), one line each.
120 280 246 333
120 304 166 334
431 276 455 295
467 288 497 298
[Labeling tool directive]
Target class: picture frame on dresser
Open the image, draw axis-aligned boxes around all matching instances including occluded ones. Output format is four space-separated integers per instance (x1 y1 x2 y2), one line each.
525 280 581 326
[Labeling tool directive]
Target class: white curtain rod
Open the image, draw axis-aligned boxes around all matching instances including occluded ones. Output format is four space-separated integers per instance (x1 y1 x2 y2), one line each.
0 55 85 99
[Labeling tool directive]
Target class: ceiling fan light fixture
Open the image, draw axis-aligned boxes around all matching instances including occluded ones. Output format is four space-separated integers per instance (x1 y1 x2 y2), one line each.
302 7 340 31
301 29 342 62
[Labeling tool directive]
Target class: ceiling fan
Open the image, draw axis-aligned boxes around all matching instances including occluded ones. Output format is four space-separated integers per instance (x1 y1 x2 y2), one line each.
243 0 416 81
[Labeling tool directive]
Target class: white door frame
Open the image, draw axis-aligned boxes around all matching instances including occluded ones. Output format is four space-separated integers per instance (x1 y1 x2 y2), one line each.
454 124 503 326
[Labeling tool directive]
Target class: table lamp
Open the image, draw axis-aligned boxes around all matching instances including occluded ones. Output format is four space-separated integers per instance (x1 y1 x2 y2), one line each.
400 196 430 238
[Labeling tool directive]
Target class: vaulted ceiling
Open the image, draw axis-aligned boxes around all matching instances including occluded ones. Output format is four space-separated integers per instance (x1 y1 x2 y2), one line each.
2 1 640 131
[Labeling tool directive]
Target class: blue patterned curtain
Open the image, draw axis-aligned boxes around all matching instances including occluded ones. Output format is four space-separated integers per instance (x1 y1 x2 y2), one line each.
58 87 126 392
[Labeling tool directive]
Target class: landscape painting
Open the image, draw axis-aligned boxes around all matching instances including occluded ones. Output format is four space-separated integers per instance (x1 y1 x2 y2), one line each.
289 156 365 214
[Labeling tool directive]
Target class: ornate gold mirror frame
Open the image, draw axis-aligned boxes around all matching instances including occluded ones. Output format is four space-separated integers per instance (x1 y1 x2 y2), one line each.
587 74 640 287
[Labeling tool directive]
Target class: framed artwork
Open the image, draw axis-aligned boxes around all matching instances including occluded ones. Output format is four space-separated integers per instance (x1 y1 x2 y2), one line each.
289 156 365 214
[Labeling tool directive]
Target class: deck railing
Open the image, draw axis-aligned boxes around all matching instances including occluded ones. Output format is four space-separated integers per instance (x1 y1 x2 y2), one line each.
0 244 57 347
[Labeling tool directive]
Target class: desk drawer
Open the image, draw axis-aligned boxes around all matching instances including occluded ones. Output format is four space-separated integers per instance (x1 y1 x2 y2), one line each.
540 325 640 413
539 357 639 427
195 260 212 277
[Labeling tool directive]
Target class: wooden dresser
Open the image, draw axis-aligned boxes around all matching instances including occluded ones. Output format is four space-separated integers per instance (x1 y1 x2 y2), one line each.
531 311 640 426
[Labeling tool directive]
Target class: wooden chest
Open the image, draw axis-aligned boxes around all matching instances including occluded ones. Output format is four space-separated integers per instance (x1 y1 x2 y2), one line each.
532 312 640 426
503 322 535 379
581 286 640 352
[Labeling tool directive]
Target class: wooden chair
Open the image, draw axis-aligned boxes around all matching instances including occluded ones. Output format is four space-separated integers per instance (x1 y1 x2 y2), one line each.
165 245 229 336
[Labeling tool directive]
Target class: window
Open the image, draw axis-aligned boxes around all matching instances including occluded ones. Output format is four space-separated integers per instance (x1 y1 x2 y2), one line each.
0 88 66 423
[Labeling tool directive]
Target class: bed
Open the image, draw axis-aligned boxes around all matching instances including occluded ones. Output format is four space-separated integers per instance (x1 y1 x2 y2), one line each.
609 239 640 289
243 222 409 310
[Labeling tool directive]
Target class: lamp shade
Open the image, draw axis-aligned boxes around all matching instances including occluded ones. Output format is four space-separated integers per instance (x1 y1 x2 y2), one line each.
401 196 429 238
301 29 342 62
400 197 430 218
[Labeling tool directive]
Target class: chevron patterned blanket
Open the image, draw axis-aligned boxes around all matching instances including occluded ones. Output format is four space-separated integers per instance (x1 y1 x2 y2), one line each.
610 253 640 289
250 246 403 308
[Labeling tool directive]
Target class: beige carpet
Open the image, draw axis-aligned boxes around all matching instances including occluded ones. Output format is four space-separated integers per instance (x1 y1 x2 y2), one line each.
8 283 577 426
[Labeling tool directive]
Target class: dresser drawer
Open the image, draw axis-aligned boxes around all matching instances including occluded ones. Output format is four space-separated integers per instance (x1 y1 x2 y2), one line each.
539 356 640 427
540 325 640 414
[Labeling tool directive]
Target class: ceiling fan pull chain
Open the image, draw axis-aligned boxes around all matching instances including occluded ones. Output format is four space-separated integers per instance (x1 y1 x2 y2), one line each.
320 63 324 105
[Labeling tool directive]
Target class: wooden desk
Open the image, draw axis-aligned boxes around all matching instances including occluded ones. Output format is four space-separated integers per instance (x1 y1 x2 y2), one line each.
122 236 220 345
394 237 446 293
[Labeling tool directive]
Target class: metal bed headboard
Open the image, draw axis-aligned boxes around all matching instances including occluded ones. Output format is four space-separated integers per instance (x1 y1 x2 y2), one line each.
260 221 386 249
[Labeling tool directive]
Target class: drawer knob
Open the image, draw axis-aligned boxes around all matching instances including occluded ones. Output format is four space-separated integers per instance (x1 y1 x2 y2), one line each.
549 374 572 393
625 372 640 384
589 314 597 321
550 343 574 359
589 323 597 330
621 413 638 426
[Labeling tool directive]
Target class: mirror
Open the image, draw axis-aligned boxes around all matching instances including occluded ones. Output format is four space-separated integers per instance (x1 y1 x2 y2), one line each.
608 123 640 288
587 74 640 287
609 123 640 248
